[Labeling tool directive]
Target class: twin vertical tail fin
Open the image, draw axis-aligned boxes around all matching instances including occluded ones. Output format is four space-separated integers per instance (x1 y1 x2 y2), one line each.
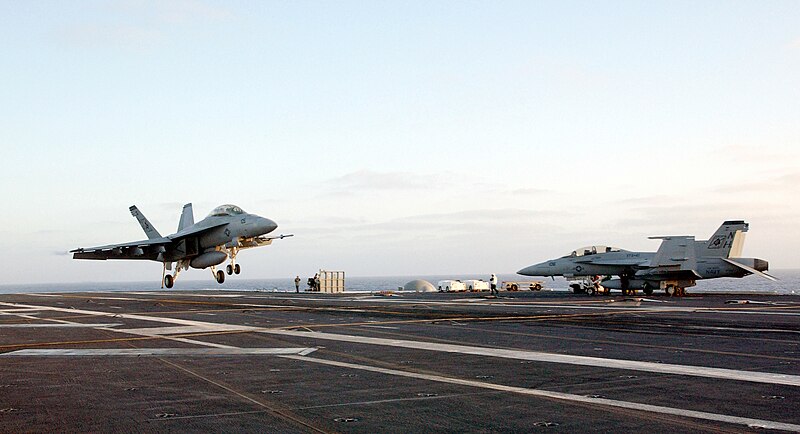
129 203 194 239
702 220 749 258
177 203 194 232
129 205 162 240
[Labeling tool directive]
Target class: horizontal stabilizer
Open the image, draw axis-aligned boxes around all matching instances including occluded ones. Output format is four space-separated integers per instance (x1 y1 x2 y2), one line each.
722 258 778 281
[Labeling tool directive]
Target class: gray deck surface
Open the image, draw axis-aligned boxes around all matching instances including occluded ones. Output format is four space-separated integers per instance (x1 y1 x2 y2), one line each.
1 289 798 433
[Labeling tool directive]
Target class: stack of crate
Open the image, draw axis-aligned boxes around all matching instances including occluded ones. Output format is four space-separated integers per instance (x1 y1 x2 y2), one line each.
318 270 345 293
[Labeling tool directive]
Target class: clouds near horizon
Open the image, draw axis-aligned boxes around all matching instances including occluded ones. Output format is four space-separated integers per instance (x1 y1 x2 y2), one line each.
1 1 798 283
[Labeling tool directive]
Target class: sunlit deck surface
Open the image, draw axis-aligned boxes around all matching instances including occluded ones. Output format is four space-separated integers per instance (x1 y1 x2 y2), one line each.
1 289 799 433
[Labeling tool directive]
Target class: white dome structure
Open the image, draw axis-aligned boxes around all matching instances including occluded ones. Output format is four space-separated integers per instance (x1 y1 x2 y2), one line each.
403 280 436 293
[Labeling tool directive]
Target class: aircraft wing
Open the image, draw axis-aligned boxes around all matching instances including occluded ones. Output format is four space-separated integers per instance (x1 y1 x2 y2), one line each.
169 221 229 240
639 268 703 280
71 237 172 260
71 237 172 253
575 258 649 267
72 214 228 254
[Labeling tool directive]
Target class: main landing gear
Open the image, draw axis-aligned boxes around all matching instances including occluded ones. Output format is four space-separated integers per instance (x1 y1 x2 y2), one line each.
162 261 184 289
226 263 241 275
212 267 225 284
160 247 244 288
665 286 686 297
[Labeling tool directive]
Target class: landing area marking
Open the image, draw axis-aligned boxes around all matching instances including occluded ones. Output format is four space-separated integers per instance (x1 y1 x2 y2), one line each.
0 323 121 328
262 329 800 387
1 347 317 357
3 300 799 388
282 354 800 432
3 296 800 431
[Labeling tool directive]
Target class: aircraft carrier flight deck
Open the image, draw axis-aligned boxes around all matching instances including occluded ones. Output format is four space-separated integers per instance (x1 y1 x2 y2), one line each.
1 289 799 433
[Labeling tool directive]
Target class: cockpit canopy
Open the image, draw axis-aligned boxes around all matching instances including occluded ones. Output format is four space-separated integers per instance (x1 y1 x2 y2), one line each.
208 204 246 217
565 245 623 258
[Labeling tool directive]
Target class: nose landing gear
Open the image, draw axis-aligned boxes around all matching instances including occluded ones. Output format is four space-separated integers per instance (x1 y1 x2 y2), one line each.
226 263 241 275
225 248 241 276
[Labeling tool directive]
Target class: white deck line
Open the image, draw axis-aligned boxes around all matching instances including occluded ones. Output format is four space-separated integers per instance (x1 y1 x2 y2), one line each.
120 325 252 335
0 323 122 328
1 348 317 357
4 301 800 387
282 355 800 432
15 295 800 317
0 302 247 349
263 329 800 387
0 302 262 330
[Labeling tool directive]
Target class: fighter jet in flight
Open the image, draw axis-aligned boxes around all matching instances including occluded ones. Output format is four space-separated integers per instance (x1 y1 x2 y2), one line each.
71 203 292 288
517 221 775 296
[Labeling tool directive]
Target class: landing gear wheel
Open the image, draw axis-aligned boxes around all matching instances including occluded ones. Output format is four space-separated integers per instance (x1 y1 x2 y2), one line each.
216 270 225 284
164 274 174 289
234 264 241 275
665 286 674 296
226 264 233 275
588 286 597 296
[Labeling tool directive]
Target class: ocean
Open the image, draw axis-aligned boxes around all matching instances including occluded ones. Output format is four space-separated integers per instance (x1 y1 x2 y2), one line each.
1 270 798 295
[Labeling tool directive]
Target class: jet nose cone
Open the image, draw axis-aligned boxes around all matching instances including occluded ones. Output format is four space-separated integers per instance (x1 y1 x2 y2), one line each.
258 217 278 235
517 262 550 276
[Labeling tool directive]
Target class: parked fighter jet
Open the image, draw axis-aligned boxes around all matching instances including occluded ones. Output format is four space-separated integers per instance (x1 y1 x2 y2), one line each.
71 204 292 288
517 221 775 296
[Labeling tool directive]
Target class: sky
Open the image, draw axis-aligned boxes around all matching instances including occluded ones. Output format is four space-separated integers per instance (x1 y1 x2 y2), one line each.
1 0 799 284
